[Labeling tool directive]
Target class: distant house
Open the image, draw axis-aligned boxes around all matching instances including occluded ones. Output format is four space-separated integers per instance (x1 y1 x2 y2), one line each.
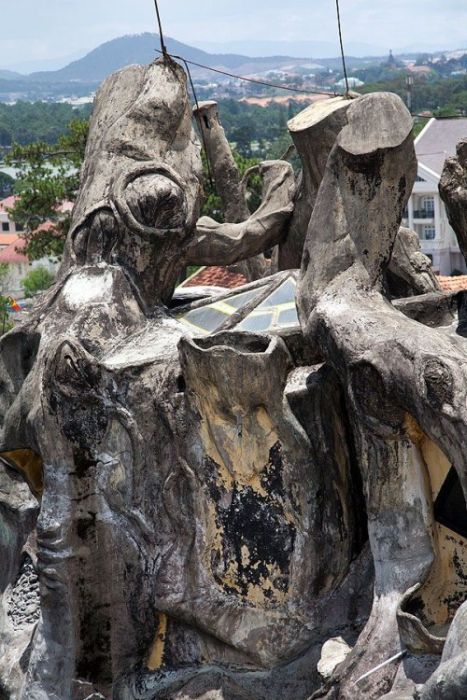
0 240 32 296
0 195 72 297
403 117 467 275
335 77 364 89
0 233 20 250
0 237 60 298
180 266 247 290
0 196 25 239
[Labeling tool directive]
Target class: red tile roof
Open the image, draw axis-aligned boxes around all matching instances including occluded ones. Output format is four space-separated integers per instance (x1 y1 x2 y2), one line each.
0 196 73 215
0 233 21 247
58 201 74 213
183 270 467 295
0 195 17 213
182 266 247 289
437 275 467 292
0 239 27 264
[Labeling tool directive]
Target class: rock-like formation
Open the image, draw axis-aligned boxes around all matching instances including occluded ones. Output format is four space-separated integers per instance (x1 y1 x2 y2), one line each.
0 53 466 700
298 92 467 699
193 100 268 281
280 96 351 270
439 138 467 262
281 95 438 297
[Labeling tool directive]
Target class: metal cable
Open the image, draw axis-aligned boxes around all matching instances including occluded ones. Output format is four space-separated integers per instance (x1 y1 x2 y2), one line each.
156 49 467 120
154 0 168 56
155 49 340 97
181 58 214 188
151 2 214 186
335 0 350 95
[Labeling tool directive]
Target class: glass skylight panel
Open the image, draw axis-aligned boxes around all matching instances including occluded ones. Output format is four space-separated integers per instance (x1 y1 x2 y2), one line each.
258 277 297 308
176 275 299 335
236 312 275 332
278 306 299 327
178 306 229 334
177 285 265 334
236 277 299 332
223 288 261 309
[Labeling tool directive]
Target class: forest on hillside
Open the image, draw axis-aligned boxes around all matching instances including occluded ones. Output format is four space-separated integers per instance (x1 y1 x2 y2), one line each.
0 102 92 147
0 68 466 154
361 72 467 114
0 99 297 157
1 71 464 259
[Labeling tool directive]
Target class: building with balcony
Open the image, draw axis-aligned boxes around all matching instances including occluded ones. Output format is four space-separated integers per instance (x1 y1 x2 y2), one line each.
404 117 467 275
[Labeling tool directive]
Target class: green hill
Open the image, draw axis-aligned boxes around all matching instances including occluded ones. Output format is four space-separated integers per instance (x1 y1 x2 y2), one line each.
27 33 293 84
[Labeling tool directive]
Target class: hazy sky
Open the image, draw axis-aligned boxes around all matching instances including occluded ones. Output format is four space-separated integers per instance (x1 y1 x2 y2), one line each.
2 0 467 69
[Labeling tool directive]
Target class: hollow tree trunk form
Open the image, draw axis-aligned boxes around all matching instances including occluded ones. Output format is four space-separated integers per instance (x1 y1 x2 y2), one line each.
193 101 268 280
385 226 441 297
439 138 467 262
0 57 208 698
186 160 295 267
280 96 351 270
62 56 204 310
297 92 467 698
279 97 439 299
174 333 360 666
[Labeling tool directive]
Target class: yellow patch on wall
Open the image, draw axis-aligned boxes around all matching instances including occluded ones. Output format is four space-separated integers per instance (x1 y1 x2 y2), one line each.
146 613 168 671
196 382 292 605
404 419 467 634
0 449 43 497
198 383 277 493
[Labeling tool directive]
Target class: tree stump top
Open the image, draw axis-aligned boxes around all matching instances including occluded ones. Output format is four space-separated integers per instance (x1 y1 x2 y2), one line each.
287 95 350 133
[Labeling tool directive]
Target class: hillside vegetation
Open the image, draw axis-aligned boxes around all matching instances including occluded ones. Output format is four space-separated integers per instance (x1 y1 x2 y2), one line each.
0 102 92 147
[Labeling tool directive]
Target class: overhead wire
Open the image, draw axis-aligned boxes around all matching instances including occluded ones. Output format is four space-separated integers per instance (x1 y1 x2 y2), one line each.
335 0 350 95
154 0 168 56
181 57 214 187
152 2 214 186
155 49 341 97
151 6 465 128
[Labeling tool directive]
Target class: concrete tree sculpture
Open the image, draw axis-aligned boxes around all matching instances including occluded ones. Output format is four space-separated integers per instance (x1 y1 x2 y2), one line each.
0 57 350 700
0 51 466 700
297 92 467 699
439 137 467 261
193 100 285 280
281 95 439 297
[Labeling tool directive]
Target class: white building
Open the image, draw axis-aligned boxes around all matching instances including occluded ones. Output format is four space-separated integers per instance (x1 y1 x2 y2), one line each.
0 240 34 297
0 195 25 238
404 117 467 275
0 196 71 297
335 77 364 89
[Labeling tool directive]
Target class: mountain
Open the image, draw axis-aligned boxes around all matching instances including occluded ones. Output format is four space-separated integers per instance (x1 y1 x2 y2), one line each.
2 33 465 88
0 33 326 103
3 50 90 75
6 31 460 90
197 39 389 59
26 33 301 85
0 70 23 81
1 32 463 105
